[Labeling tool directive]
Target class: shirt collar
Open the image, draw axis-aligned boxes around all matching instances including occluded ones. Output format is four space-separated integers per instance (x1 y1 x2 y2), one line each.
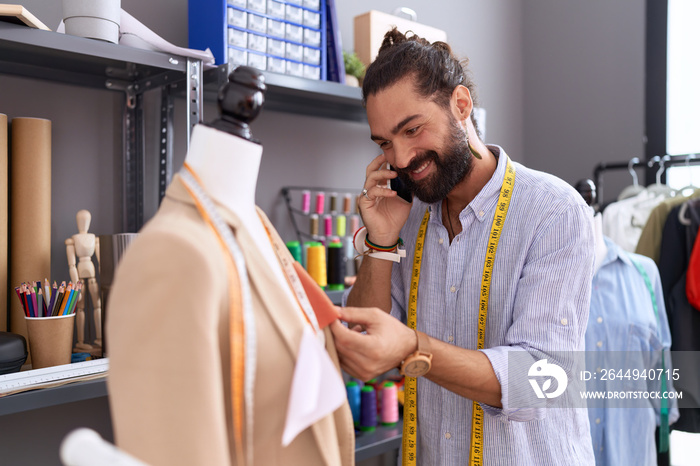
426 145 509 222
467 145 508 222
600 236 634 269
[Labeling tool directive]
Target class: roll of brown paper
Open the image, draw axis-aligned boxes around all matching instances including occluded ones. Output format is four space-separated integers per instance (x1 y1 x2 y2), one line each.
0 114 7 332
9 117 51 345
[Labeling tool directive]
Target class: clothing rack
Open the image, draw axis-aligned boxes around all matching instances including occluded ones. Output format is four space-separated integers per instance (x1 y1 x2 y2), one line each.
593 153 700 205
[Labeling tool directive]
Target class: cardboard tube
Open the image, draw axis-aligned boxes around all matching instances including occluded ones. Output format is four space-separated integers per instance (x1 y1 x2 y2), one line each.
0 114 7 332
10 117 52 345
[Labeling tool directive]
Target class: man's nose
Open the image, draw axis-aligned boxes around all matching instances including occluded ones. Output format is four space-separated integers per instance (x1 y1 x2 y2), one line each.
392 140 416 170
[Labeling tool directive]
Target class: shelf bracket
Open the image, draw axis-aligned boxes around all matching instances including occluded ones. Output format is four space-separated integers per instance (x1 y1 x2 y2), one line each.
107 79 145 232
159 85 175 204
186 58 203 149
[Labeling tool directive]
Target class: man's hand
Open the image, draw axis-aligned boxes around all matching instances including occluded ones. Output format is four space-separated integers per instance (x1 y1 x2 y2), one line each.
358 154 412 246
330 306 416 381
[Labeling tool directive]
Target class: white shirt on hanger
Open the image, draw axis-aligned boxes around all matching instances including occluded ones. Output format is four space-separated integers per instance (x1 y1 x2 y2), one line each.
602 189 667 252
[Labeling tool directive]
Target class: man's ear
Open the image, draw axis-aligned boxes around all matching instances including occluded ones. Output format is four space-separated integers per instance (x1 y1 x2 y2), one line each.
452 85 473 121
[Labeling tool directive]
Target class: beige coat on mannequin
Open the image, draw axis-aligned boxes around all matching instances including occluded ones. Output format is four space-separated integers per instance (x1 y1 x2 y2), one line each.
107 175 355 466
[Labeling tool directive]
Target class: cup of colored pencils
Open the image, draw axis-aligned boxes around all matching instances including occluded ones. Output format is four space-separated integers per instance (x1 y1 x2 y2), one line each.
15 279 82 369
15 279 82 318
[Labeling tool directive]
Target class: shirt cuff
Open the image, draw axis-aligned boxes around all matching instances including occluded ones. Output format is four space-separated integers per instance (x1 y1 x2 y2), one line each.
480 346 547 422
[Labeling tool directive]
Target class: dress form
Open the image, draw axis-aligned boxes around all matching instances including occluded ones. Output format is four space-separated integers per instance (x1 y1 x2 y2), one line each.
184 67 295 304
106 66 353 466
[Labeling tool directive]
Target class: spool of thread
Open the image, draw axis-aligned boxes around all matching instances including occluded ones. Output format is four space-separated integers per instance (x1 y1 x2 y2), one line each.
380 381 399 426
315 191 325 215
323 214 333 237
330 192 338 213
346 380 361 427
309 214 319 237
350 214 361 236
302 241 317 268
327 242 346 291
286 241 302 263
343 193 352 215
301 190 311 214
360 385 378 432
336 214 347 237
306 243 327 288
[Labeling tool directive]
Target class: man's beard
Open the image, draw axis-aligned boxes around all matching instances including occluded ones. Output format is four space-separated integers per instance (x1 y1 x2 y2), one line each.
395 118 473 204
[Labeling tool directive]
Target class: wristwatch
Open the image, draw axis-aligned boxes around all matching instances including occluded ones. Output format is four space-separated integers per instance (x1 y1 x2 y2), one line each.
400 329 433 377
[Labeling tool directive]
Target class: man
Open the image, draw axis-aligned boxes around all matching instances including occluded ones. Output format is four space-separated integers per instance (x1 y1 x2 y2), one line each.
330 29 595 464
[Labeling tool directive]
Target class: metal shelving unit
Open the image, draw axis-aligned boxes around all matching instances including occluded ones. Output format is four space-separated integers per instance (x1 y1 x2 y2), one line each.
0 21 200 232
204 64 366 122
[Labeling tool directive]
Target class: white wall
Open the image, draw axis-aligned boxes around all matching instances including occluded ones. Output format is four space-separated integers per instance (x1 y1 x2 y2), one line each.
522 0 647 204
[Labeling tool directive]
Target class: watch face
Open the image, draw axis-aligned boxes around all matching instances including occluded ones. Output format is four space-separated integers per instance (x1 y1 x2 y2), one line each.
404 359 430 377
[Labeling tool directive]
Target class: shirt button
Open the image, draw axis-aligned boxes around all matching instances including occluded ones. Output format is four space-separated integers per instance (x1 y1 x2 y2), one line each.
560 318 568 325
597 367 602 373
596 341 603 348
438 238 444 245
450 286 456 293
479 210 485 217
448 335 454 342
597 317 603 323
595 418 601 424
445 432 452 439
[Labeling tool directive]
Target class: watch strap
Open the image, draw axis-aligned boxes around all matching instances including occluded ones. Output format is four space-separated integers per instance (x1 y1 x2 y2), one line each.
415 329 431 356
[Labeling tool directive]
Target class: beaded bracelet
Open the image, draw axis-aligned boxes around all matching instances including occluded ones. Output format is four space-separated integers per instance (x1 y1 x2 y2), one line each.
353 227 406 263
365 236 403 252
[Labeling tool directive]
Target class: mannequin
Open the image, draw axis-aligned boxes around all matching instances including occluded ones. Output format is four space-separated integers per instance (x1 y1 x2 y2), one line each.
65 209 102 352
107 67 353 466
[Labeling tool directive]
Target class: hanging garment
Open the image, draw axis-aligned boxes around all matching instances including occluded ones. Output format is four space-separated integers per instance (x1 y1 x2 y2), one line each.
658 199 700 433
636 190 700 265
586 237 679 465
684 200 700 309
602 190 666 252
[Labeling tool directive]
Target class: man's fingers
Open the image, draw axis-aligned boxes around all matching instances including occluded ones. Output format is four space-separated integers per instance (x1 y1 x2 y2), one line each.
338 306 378 327
365 153 387 177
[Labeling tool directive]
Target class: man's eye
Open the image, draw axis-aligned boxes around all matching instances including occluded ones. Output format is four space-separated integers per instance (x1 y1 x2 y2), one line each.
406 126 419 135
379 141 392 149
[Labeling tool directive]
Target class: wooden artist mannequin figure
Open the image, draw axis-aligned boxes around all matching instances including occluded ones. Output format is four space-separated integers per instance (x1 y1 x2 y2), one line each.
107 66 353 466
66 209 102 351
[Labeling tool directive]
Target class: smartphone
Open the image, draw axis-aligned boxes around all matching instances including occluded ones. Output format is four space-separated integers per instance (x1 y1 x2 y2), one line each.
389 165 413 202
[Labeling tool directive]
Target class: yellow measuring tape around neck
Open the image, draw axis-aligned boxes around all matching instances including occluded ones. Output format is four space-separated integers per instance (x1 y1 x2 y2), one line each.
402 157 515 466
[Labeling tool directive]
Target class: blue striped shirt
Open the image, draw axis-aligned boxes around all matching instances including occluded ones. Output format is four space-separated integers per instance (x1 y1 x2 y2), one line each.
389 147 596 465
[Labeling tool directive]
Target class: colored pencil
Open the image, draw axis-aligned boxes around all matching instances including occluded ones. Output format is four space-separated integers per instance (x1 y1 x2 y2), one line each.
16 286 28 317
37 289 44 317
30 288 37 317
58 283 72 316
61 285 74 316
25 289 34 317
65 287 79 315
52 284 65 317
47 287 56 317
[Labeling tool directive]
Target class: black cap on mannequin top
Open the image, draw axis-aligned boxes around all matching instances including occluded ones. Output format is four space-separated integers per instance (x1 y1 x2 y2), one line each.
206 66 267 144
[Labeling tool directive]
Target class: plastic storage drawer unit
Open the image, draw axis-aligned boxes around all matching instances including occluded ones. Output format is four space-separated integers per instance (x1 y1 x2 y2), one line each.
189 0 327 80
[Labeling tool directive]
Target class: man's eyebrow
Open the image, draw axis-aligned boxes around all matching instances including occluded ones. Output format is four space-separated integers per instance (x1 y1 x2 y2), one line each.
370 114 422 142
